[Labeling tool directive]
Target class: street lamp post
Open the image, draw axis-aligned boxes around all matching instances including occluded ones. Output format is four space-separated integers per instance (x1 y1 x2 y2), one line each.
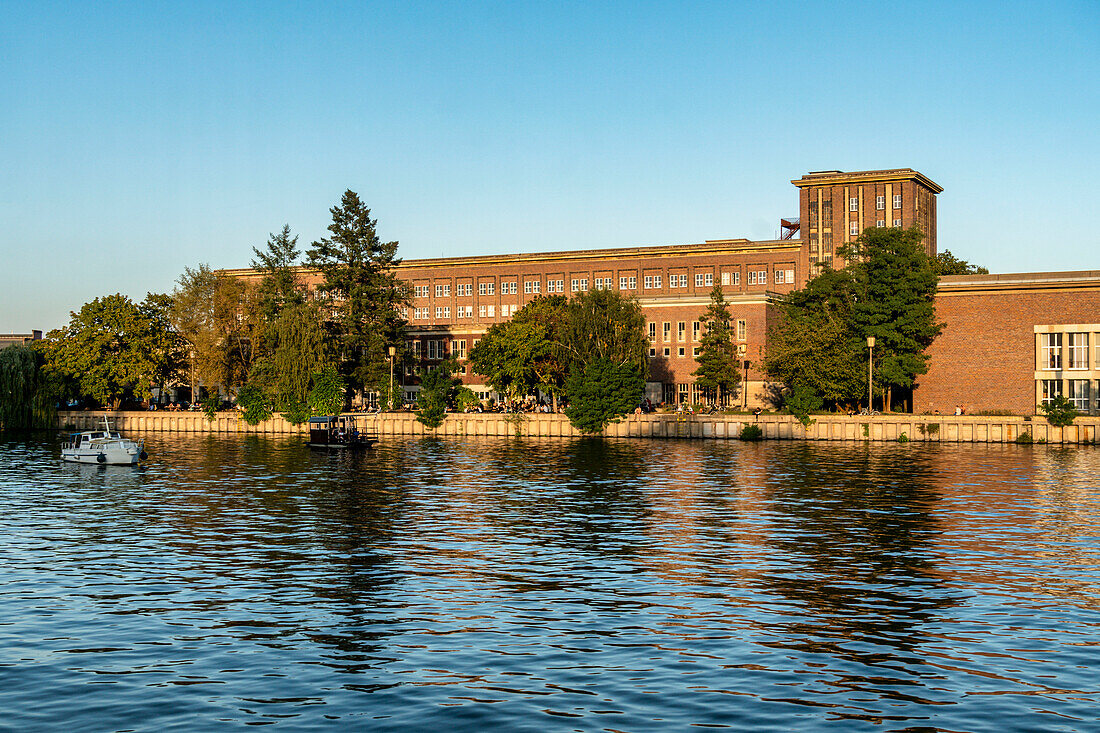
388 345 396 410
866 336 875 412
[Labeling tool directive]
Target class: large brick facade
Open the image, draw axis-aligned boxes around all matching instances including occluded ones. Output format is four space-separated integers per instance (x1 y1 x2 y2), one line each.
219 168 1100 416
793 169 940 271
918 272 1100 415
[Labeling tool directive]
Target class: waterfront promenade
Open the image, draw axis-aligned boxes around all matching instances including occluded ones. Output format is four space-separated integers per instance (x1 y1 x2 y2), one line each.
57 411 1100 445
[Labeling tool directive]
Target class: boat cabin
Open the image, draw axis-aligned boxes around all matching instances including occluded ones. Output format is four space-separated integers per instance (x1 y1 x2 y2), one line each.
307 416 377 449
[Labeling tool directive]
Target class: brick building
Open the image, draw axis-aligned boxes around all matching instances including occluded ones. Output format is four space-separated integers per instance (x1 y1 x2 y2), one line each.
222 167 1099 415
917 271 1100 416
793 168 940 271
0 331 43 349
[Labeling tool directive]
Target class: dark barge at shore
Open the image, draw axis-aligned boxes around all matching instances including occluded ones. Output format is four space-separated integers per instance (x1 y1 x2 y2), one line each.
307 416 378 449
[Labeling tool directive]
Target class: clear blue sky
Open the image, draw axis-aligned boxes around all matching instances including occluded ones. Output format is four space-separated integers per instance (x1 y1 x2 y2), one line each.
2 1 1098 333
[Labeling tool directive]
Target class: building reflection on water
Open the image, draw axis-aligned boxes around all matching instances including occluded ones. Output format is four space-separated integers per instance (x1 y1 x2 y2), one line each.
43 432 1100 714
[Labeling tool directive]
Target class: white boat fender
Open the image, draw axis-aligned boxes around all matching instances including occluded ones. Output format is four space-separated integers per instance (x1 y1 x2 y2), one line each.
96 453 106 463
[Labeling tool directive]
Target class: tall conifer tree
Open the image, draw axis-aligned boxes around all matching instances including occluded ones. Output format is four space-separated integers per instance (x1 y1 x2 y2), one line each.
692 285 740 406
306 191 408 400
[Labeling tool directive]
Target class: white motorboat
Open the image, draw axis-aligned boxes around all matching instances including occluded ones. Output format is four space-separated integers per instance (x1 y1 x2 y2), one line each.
61 418 147 465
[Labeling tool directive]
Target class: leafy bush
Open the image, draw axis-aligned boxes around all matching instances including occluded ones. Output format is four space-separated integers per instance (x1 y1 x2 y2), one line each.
308 366 345 417
201 395 219 422
564 358 643 434
454 386 480 413
1015 431 1034 445
897 432 909 443
416 361 460 429
1039 396 1078 428
739 424 763 441
917 422 940 436
282 400 311 426
785 382 822 428
236 383 272 426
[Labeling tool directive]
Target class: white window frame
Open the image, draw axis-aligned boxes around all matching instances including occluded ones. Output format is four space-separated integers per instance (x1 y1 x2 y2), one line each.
876 195 885 210
893 193 902 209
663 322 671 343
850 222 859 236
737 319 746 341
876 219 885 228
1043 333 1062 370
893 219 902 227
648 322 656 342
849 197 858 212
1068 333 1088 370
1068 380 1090 410
695 273 706 287
732 272 740 286
1041 379 1062 405
721 272 729 286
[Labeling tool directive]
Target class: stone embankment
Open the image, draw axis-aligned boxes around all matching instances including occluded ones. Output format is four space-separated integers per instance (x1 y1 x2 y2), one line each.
57 411 1099 444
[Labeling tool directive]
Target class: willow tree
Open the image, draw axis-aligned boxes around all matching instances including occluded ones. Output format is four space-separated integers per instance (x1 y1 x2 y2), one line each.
0 346 54 430
248 300 328 423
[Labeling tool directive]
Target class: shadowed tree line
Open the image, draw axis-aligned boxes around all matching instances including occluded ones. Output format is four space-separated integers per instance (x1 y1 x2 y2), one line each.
3 191 409 428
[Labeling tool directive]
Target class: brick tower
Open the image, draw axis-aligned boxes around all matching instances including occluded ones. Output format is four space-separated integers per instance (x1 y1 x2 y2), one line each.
792 168 942 270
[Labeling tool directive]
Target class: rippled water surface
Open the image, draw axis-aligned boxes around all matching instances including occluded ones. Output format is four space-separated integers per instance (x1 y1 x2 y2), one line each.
2 433 1100 731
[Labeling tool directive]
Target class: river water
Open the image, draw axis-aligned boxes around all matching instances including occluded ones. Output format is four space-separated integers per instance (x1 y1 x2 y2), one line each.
2 433 1099 731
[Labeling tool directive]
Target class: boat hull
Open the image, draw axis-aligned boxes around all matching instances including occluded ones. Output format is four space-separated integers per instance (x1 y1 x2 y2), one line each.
61 447 142 465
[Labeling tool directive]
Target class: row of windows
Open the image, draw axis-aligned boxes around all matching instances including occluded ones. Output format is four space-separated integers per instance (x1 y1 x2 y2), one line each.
407 338 476 360
1040 379 1098 412
410 267 794 300
848 194 903 211
1041 333 1096 370
410 304 524 321
649 320 748 343
647 344 747 360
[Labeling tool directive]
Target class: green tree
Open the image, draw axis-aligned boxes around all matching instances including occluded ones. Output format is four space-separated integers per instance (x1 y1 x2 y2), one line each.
1039 395 1078 427
307 190 408 398
249 300 328 419
765 269 865 407
842 227 943 410
415 359 461 429
235 382 272 426
564 358 644 433
170 264 258 398
467 295 569 404
46 294 176 408
251 224 305 325
932 249 989 276
0 346 55 430
692 285 740 406
559 289 648 433
308 365 345 416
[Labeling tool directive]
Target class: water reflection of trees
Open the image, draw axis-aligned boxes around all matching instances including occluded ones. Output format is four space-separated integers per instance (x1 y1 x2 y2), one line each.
748 443 963 716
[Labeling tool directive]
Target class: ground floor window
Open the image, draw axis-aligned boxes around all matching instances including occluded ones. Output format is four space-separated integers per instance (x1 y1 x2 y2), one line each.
1041 379 1062 405
1068 380 1090 411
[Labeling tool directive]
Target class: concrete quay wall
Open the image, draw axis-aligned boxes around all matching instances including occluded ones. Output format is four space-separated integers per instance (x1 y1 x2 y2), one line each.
57 411 1100 445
